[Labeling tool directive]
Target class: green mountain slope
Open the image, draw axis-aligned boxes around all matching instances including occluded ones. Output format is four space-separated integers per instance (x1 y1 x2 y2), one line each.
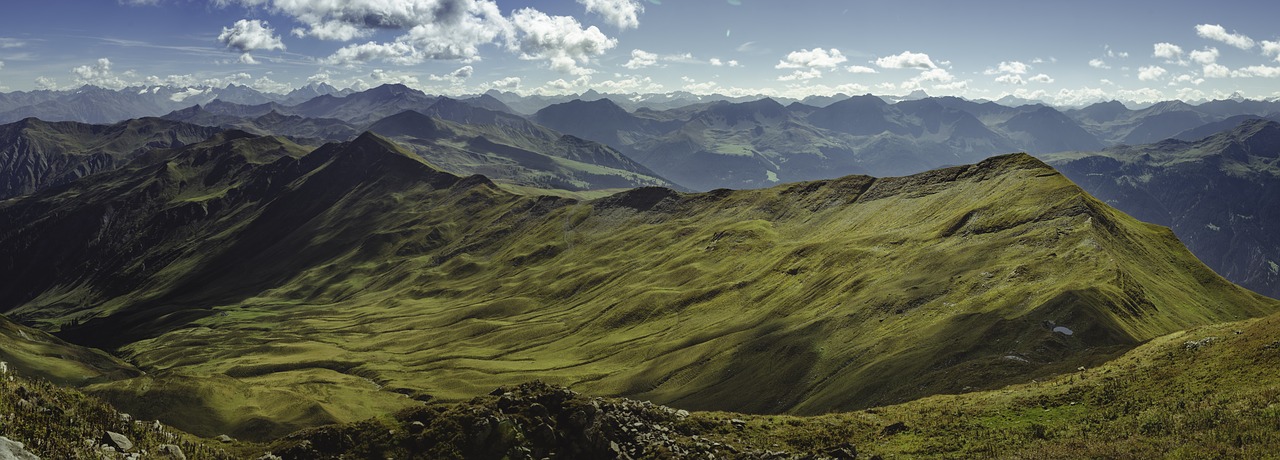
0 313 140 385
1046 119 1280 298
0 117 220 199
0 134 1271 439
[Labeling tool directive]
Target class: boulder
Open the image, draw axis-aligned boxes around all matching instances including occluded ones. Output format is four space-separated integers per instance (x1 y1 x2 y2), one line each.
102 431 134 452
156 444 186 459
0 436 40 460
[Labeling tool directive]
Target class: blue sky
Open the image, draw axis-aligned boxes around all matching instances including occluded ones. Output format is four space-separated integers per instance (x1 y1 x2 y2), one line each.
1 0 1278 105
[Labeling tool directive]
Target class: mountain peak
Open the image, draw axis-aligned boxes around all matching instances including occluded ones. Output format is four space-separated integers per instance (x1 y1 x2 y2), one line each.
367 110 448 140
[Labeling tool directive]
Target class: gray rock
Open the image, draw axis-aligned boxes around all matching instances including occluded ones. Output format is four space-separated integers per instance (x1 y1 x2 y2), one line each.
0 436 40 460
216 434 234 443
156 444 186 459
102 431 134 452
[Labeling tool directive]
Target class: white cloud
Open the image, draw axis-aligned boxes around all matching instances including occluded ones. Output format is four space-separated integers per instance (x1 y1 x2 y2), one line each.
1089 59 1110 69
144 74 200 87
34 76 58 91
875 51 936 69
594 74 663 93
1195 24 1255 49
778 68 822 81
489 76 521 90
0 38 24 49
995 74 1024 85
71 58 130 89
985 60 1029 75
1152 42 1184 64
1105 46 1128 58
238 53 259 64
1171 74 1205 86
1028 73 1054 83
1189 47 1218 65
119 0 160 5
218 19 285 56
429 65 474 84
307 72 331 84
623 49 658 69
0 61 4 71
511 8 616 76
1232 65 1280 78
369 69 421 87
709 58 742 67
1138 65 1167 81
1202 63 1230 78
576 0 643 29
846 65 877 74
324 41 420 66
251 75 292 94
1263 40 1280 61
776 48 847 69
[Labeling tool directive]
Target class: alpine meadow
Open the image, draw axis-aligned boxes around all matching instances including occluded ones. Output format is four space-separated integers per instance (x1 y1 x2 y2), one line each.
3 1 1280 459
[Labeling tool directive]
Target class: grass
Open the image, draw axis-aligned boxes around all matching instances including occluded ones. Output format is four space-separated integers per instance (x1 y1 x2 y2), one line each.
0 131 1274 440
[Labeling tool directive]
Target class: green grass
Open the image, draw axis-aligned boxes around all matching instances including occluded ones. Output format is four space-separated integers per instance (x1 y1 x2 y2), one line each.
0 132 1274 440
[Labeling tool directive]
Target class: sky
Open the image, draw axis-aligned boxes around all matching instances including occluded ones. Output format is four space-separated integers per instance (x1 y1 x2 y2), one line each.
1 0 1279 105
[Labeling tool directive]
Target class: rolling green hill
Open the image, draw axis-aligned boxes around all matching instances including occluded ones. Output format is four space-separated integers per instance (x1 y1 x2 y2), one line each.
0 132 1272 440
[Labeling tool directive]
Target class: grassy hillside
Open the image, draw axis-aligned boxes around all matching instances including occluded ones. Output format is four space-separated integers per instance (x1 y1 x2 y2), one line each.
260 311 1280 459
0 132 1271 439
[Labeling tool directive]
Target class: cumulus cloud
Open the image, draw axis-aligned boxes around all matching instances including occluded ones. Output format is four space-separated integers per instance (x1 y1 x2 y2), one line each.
489 76 521 90
709 58 741 67
846 65 877 74
71 58 130 89
1028 73 1054 83
1202 63 1230 78
594 74 663 93
995 74 1025 85
429 65 473 84
218 19 285 54
1263 40 1280 61
985 60 1029 75
251 75 292 94
1172 74 1205 86
511 8 616 75
1195 24 1255 49
875 51 936 69
1138 65 1167 81
1232 65 1280 78
576 0 643 29
324 41 420 66
777 68 822 81
34 76 59 91
1105 46 1128 58
1152 42 1184 64
369 68 421 86
1189 47 1219 65
1089 59 1110 69
623 49 657 69
776 48 847 69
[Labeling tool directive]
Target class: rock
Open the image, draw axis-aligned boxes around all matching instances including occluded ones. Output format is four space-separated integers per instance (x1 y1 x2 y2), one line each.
881 421 909 436
826 442 858 459
675 409 690 418
257 454 283 460
409 421 426 433
729 418 746 429
216 434 234 443
102 431 134 452
119 413 133 423
155 444 187 459
0 436 40 460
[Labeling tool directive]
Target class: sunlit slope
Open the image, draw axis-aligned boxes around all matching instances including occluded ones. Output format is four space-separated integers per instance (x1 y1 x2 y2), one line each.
0 132 1271 436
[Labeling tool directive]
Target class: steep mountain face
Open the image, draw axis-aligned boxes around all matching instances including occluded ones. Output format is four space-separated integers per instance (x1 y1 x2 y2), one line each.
1047 119 1280 298
0 136 1270 439
0 117 220 199
164 106 357 143
367 109 675 191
